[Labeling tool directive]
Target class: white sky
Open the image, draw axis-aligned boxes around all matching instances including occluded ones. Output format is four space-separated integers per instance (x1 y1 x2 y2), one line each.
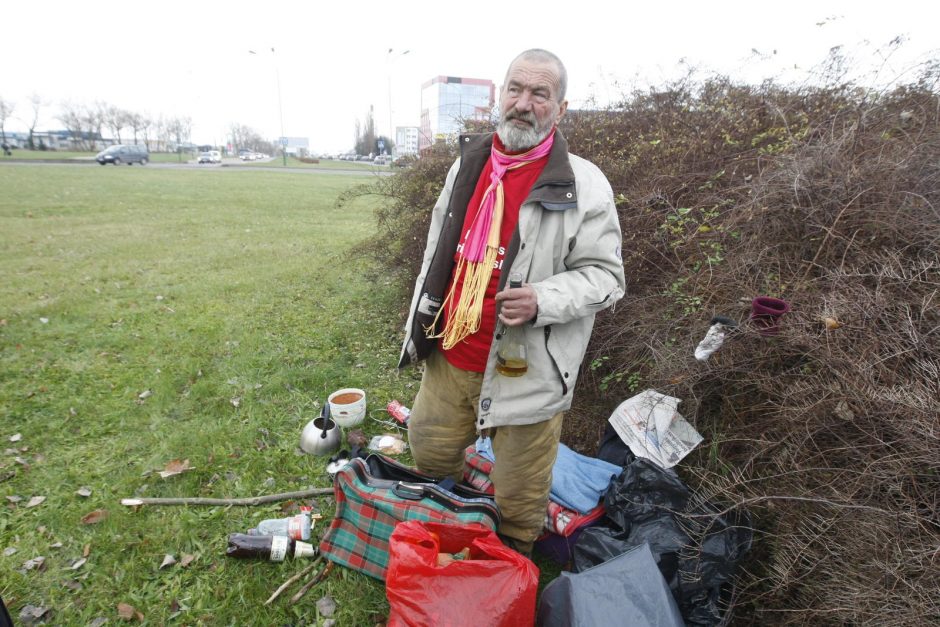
2 1 937 153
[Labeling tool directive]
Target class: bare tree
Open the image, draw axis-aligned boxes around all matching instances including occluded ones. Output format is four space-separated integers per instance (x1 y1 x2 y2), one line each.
104 105 127 144
82 102 107 151
165 116 192 161
27 93 43 149
58 101 85 149
0 96 14 146
139 115 154 150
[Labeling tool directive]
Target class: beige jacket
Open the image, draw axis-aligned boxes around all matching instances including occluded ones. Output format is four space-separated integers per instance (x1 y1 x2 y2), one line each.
399 132 625 429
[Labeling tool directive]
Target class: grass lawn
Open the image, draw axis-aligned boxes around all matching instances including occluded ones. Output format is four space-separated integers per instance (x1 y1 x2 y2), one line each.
239 157 389 172
0 164 429 624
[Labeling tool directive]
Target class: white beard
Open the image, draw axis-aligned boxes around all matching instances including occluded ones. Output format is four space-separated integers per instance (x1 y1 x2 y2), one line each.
496 109 555 152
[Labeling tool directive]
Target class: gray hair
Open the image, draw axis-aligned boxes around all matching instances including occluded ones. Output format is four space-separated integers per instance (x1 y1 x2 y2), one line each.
507 49 568 101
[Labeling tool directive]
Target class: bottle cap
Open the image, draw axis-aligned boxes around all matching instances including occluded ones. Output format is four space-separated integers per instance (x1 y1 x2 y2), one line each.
293 541 316 558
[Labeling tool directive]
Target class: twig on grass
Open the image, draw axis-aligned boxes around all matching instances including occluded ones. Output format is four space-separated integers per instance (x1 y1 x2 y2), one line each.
120 487 333 507
265 555 323 605
290 560 334 604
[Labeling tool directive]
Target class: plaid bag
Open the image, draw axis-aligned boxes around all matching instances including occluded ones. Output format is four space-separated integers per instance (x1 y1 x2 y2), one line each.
319 454 500 580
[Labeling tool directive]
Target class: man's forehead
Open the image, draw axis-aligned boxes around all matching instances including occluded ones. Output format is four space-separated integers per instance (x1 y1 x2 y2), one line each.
505 59 561 91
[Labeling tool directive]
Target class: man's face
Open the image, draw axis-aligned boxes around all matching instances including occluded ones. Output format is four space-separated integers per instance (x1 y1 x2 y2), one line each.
497 58 568 152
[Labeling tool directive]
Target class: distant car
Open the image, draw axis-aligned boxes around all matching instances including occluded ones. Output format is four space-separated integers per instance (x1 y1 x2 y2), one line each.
96 144 149 166
392 155 416 168
198 150 222 164
373 156 387 165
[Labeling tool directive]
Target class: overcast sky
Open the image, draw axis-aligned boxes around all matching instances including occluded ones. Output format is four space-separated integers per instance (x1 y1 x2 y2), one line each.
2 1 937 153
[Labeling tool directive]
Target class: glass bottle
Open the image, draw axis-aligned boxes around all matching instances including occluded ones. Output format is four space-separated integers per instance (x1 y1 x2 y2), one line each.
225 533 316 561
495 273 528 377
247 506 313 540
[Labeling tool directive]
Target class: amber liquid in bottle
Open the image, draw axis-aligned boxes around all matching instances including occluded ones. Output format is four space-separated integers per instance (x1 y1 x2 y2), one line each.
495 273 528 377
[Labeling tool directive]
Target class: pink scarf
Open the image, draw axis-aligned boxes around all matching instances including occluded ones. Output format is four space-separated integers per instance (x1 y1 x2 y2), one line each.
429 132 555 348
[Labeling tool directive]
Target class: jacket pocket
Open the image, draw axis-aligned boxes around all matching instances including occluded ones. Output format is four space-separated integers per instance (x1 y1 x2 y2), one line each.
544 326 569 396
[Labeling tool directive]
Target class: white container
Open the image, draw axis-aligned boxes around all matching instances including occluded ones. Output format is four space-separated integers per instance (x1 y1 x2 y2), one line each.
328 388 367 427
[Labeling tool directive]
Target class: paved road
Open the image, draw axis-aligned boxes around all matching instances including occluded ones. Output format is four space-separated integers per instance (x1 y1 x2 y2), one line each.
0 158 394 176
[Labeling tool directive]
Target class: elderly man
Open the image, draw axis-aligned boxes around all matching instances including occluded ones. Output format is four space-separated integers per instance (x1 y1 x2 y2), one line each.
398 49 625 554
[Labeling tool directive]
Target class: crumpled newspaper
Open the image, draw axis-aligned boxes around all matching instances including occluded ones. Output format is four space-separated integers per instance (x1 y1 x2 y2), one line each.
608 390 703 469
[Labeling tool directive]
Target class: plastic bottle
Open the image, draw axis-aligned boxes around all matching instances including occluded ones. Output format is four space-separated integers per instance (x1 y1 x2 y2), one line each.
495 273 528 377
247 506 312 540
226 533 316 561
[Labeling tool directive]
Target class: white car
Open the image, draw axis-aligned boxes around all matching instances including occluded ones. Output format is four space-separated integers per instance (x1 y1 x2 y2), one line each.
198 150 222 164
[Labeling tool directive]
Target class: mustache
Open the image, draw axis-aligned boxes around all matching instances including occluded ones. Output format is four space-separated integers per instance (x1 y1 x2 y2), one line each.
502 109 537 125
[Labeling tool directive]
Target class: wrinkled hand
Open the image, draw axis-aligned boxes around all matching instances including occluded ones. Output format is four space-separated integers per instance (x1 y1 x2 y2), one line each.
495 283 538 326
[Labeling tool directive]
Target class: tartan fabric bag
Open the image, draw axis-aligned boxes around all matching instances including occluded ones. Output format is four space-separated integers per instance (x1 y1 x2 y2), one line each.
319 454 500 580
463 445 496 495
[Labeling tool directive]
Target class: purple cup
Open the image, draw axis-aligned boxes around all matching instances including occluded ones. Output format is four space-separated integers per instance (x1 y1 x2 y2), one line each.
750 296 791 335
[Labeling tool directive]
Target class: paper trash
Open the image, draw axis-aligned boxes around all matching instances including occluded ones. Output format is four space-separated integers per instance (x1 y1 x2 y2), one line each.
608 390 703 469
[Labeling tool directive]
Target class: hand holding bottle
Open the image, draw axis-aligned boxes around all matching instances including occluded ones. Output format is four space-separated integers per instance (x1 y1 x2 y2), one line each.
495 274 537 326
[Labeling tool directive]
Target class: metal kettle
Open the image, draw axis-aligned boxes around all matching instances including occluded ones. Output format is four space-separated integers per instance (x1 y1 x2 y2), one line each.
300 403 342 456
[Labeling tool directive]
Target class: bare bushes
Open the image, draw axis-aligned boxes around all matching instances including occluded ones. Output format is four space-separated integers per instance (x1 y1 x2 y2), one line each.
575 77 939 624
368 69 939 624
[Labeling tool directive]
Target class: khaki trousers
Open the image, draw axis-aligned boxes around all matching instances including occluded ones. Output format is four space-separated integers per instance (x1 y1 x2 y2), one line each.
408 349 564 551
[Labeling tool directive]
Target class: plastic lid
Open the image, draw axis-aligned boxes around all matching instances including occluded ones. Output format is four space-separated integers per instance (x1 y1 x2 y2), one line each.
293 541 316 558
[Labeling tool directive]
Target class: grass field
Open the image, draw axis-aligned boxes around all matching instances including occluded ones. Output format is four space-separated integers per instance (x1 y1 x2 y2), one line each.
0 164 425 624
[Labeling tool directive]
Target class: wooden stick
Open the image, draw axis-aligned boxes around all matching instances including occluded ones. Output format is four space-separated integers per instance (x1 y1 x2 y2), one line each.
120 487 333 507
290 561 334 604
265 556 322 605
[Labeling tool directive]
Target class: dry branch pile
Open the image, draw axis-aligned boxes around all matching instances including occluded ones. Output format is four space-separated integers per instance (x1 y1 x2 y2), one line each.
363 65 940 625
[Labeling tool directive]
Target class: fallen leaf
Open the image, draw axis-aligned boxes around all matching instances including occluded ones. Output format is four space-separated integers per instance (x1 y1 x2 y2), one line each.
18 604 50 625
81 509 108 524
6 495 22 503
70 557 87 570
117 602 136 620
823 316 843 330
88 618 107 627
138 390 152 400
9 433 22 442
180 553 196 568
83 544 91 558
39 317 49 324
26 495 46 508
158 458 192 479
160 554 176 569
4 547 17 556
23 555 46 570
76 487 92 497
50 542 63 549
230 397 241 408
317 595 337 618
169 599 180 613
62 579 83 592
14 456 30 467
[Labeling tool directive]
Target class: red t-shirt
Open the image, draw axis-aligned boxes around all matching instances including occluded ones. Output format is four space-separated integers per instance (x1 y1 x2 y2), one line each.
442 135 550 372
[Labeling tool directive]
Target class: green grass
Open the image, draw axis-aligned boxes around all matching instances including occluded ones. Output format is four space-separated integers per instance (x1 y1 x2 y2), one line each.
0 164 422 624
0 163 562 624
239 157 389 171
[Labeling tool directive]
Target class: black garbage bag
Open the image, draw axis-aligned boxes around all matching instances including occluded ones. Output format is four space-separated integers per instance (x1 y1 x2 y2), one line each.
537 542 685 627
573 458 752 626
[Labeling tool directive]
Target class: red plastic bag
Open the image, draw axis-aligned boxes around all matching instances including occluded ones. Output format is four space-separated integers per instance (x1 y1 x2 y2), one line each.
386 521 539 627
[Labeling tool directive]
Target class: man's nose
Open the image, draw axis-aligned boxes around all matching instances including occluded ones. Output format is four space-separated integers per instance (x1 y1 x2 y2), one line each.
514 91 533 111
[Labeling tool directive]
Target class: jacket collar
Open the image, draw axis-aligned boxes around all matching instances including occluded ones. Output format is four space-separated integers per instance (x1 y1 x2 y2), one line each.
458 130 578 210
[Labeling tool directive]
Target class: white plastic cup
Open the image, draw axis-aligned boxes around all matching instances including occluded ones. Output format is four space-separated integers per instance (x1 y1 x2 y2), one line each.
328 388 367 427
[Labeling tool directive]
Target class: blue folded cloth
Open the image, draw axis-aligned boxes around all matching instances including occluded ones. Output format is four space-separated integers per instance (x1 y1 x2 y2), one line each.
474 436 496 463
550 443 622 514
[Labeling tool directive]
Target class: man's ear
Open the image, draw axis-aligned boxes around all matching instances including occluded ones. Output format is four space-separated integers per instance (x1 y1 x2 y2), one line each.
556 99 569 124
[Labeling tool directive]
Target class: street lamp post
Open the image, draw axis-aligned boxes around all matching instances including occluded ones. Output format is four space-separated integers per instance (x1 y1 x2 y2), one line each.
386 48 410 157
249 47 288 166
